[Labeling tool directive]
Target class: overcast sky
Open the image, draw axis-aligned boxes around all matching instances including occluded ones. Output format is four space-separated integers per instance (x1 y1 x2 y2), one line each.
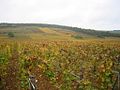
0 0 120 30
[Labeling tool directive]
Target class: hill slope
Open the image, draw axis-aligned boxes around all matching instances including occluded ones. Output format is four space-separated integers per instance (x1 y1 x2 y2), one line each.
0 23 120 40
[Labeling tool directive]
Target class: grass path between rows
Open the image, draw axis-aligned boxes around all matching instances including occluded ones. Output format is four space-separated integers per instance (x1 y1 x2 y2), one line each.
4 48 20 90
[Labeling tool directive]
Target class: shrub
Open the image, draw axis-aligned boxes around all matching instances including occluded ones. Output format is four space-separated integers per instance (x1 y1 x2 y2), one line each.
8 32 15 37
72 35 83 39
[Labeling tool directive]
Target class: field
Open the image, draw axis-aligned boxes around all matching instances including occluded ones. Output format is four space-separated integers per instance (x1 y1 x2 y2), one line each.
0 24 120 90
0 39 120 90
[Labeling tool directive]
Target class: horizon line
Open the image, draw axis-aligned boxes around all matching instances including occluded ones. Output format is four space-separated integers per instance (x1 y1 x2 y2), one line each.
0 22 119 31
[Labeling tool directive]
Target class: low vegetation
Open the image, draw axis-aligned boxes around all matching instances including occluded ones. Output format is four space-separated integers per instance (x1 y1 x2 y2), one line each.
0 39 120 90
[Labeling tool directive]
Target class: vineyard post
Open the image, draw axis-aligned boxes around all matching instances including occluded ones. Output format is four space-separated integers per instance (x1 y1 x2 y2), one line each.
28 75 38 90
113 71 120 90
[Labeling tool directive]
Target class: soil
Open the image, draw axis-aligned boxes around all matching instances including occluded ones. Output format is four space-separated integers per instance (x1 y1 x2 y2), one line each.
3 50 20 90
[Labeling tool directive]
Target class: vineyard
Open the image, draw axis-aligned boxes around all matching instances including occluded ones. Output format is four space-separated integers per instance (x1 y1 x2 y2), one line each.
0 39 120 90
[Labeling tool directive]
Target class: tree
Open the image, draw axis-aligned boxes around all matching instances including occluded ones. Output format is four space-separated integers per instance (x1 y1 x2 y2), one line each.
8 32 15 37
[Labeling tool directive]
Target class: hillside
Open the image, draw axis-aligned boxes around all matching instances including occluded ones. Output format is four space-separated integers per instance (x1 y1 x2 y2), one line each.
110 30 120 34
0 23 120 40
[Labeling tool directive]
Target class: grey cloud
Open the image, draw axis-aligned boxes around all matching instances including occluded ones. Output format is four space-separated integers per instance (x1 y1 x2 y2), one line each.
0 0 120 30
